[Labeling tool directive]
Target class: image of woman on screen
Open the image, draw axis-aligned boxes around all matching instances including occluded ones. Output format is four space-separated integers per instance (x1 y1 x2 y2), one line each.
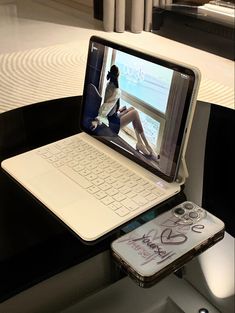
91 64 158 158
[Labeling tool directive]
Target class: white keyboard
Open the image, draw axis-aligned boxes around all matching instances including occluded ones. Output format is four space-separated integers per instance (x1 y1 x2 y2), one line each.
36 137 165 217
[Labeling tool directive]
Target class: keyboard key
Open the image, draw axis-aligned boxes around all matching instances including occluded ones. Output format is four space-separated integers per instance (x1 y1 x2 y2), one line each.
106 188 118 196
53 160 65 167
109 203 119 211
93 168 103 175
57 152 66 159
117 186 131 195
118 175 129 183
111 170 122 178
74 164 84 172
146 193 159 201
95 190 107 200
61 156 73 163
86 173 98 181
87 185 100 194
41 151 53 159
126 180 137 188
55 141 68 149
80 169 90 176
121 199 139 211
37 148 47 155
70 151 79 158
101 196 114 205
47 146 61 154
99 182 111 191
125 191 138 199
140 190 151 197
99 171 110 179
48 155 59 163
133 185 145 193
80 159 90 166
105 165 116 173
113 193 126 202
60 165 93 188
133 195 148 205
143 182 154 189
112 201 123 209
112 181 123 189
115 207 130 217
105 176 116 184
89 162 99 170
68 160 78 167
86 155 94 160
152 189 164 196
130 174 142 182
93 178 105 186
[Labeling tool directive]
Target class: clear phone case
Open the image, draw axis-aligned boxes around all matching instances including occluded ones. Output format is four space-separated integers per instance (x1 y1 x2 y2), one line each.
111 201 225 287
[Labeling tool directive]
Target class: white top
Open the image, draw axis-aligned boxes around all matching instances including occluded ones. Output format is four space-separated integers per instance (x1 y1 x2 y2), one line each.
99 83 121 117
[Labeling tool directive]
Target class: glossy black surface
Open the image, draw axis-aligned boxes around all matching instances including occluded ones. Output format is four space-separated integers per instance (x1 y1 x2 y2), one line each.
202 105 235 237
0 96 185 302
152 5 234 60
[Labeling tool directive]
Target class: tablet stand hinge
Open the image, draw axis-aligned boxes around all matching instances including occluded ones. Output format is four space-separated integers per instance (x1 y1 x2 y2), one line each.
176 158 188 185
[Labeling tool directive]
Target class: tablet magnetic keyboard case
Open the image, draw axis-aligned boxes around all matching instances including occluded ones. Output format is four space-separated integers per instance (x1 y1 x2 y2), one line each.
1 36 200 242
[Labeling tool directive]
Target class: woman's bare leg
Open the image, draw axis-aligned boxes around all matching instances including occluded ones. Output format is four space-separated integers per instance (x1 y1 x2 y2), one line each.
120 108 143 133
120 108 150 155
120 107 159 159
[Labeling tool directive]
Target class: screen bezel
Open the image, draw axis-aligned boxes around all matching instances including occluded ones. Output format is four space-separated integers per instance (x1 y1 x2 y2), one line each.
80 36 197 183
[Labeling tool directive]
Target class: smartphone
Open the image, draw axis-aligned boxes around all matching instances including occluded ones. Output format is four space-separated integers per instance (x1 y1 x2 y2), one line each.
111 201 225 288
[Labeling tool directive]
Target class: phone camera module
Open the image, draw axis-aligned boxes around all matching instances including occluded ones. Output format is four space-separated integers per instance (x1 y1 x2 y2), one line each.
172 201 207 225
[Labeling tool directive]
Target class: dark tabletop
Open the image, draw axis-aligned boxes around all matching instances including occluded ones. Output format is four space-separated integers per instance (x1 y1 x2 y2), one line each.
0 96 185 302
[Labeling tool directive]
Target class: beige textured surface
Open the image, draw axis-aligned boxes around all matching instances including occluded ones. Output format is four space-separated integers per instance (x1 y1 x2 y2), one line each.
0 40 234 113
0 41 88 113
198 78 234 109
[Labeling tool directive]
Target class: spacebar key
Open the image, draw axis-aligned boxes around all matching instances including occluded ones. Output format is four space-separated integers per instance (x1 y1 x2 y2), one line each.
59 165 93 188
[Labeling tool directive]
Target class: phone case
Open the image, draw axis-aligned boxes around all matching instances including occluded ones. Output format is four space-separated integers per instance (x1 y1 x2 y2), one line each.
111 201 225 287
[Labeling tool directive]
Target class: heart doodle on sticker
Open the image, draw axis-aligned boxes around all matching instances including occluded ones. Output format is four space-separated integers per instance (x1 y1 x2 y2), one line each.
161 228 188 245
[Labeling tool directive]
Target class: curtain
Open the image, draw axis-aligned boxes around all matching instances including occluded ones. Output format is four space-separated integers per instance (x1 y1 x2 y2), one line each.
103 0 172 33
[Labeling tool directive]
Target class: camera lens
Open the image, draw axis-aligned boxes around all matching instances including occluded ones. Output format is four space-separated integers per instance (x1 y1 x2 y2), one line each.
198 309 209 313
183 202 194 210
189 211 199 219
174 207 185 215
